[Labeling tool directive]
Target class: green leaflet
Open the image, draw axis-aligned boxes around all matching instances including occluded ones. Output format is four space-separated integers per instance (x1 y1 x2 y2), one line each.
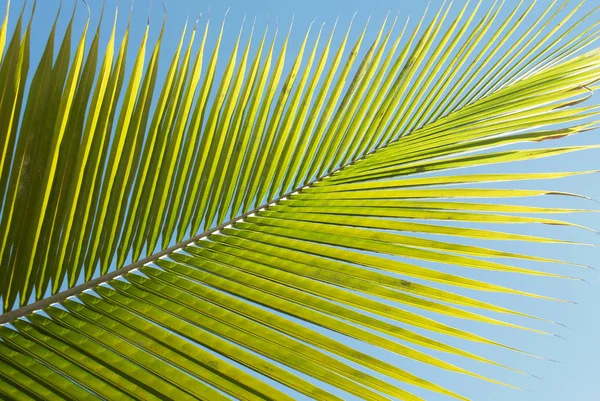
266 202 596 235
261 209 595 247
1 323 119 400
188 238 542 365
407 0 489 131
292 16 356 187
176 16 230 240
389 1 456 140
0 0 9 62
331 13 402 169
43 306 229 401
96 283 344 401
116 16 172 266
0 6 31 306
302 15 370 184
241 21 294 213
223 225 563 301
58 8 119 288
1 2 600 400
259 20 319 204
161 20 212 248
432 0 532 120
312 14 380 178
351 7 433 157
153 256 517 385
6 319 138 400
280 197 597 215
145 22 201 253
192 235 548 336
110 20 164 268
310 171 598 191
248 213 588 272
0 339 98 400
75 293 290 401
155 259 473 397
220 29 272 218
193 20 248 232
130 21 189 264
100 21 160 270
216 23 269 223
40 10 103 297
21 9 89 302
124 273 425 401
270 21 326 198
0 368 39 401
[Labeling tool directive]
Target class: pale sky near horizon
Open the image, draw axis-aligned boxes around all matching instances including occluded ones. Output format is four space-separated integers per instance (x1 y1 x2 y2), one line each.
1 0 600 400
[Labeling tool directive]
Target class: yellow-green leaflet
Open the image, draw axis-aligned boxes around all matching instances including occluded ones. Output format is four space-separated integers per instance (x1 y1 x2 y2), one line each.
242 22 294 212
176 17 229 239
260 20 319 203
331 13 400 169
55 9 118 288
0 0 8 63
98 282 345 401
269 21 325 198
85 23 148 276
156 253 520 382
215 23 268 223
157 21 209 250
0 6 29 305
40 8 103 297
304 16 371 182
3 3 600 400
258 208 591 273
128 22 189 263
314 14 384 177
294 16 356 186
282 19 339 192
70 10 130 284
20 14 89 301
145 23 201 252
193 20 247 232
203 21 258 229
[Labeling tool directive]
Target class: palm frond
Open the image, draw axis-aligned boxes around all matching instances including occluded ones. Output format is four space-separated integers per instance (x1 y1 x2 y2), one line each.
1 0 599 399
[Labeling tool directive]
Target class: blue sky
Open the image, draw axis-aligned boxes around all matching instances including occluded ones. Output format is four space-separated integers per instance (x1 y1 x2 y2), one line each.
2 0 600 400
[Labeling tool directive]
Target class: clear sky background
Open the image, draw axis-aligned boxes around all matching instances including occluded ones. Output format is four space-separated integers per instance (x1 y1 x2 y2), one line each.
2 0 600 400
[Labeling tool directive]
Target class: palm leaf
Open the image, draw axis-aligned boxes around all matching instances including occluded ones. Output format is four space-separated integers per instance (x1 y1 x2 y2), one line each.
1 1 599 399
